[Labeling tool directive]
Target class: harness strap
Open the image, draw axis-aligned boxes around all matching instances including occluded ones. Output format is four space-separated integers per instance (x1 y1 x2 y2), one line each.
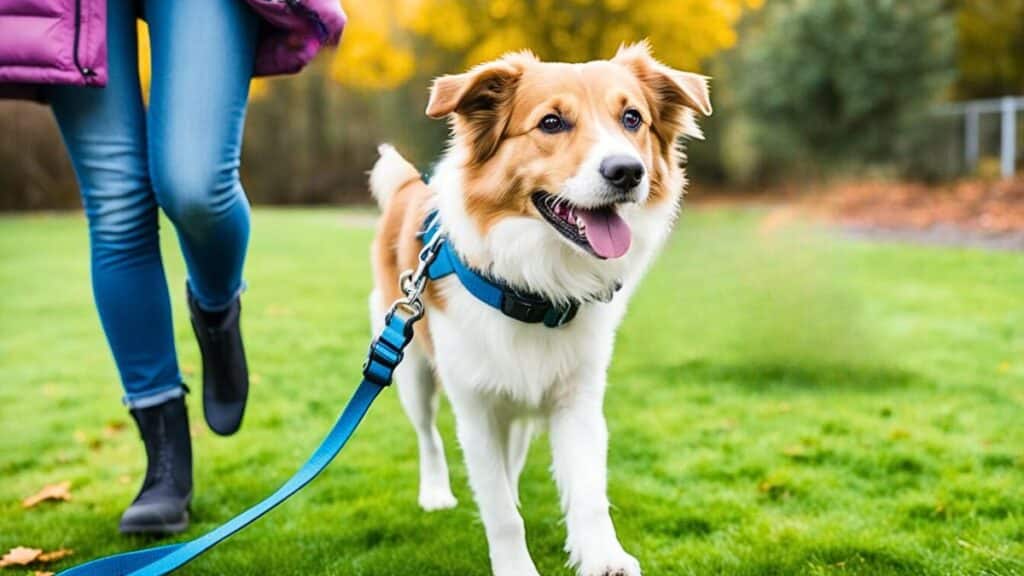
419 210 580 328
58 313 417 576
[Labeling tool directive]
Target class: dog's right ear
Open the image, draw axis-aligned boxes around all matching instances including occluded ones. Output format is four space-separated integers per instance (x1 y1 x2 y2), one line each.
426 59 524 163
425 60 521 119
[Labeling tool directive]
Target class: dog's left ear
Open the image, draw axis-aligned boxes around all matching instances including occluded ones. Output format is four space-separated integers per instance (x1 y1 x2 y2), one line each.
614 42 712 142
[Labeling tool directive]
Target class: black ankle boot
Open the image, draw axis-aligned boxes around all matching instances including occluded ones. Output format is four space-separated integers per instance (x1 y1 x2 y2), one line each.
188 285 249 436
120 395 193 535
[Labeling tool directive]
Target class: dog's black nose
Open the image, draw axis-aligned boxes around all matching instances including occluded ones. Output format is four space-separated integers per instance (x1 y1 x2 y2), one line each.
599 155 645 191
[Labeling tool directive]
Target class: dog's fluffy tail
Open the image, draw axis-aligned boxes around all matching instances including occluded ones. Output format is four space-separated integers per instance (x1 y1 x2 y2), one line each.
370 144 420 209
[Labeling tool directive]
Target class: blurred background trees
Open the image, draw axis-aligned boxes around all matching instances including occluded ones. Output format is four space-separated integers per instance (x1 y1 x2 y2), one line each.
258 0 762 203
713 0 956 184
2 0 1023 209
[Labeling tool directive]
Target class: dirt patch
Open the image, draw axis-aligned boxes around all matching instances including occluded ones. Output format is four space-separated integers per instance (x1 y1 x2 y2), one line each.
806 178 1024 234
701 177 1024 251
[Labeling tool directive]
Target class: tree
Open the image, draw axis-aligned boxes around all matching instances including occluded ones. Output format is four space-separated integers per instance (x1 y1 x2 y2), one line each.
730 0 955 174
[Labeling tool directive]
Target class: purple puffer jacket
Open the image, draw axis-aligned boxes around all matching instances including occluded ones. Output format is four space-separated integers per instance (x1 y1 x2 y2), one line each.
0 0 345 96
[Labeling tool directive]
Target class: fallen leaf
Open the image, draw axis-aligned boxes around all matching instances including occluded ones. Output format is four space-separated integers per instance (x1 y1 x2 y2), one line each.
103 420 127 437
37 549 73 563
118 474 132 485
22 481 72 508
0 547 41 568
35 571 55 576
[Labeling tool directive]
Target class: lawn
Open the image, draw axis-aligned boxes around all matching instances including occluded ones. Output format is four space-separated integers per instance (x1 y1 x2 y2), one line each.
1 207 1022 575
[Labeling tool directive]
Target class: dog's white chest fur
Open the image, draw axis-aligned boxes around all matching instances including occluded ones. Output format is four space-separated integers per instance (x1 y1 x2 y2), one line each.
423 152 674 410
428 283 620 409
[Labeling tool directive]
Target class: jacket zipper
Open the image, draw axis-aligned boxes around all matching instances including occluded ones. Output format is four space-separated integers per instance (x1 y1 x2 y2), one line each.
72 0 96 80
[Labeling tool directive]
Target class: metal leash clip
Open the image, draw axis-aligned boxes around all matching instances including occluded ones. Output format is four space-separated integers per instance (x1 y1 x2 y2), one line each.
388 231 445 324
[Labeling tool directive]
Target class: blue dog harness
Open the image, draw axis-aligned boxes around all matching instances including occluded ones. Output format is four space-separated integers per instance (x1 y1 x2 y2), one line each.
418 209 583 328
58 210 600 575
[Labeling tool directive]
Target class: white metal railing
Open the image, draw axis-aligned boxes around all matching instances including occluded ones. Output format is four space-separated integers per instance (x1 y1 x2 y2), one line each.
936 96 1023 178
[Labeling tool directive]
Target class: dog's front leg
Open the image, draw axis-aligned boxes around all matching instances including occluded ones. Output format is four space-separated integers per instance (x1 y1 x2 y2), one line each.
549 377 640 576
448 389 539 576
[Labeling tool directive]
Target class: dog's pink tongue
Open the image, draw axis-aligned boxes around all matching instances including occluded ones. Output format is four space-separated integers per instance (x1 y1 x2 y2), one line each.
577 207 631 259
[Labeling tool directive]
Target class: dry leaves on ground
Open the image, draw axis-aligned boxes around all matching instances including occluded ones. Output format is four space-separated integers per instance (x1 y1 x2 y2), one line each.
21 481 72 509
0 547 74 569
37 549 73 563
102 420 127 437
0 547 41 568
805 177 1024 233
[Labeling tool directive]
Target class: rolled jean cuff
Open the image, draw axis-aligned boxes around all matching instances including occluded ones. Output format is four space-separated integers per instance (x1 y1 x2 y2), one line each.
189 278 247 312
123 382 187 409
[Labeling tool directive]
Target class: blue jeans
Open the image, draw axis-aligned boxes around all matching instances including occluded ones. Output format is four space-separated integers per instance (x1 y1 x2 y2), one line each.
50 0 259 408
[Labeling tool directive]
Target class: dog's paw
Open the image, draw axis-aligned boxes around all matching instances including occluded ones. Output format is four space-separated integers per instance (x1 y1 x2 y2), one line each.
577 549 641 576
418 486 458 511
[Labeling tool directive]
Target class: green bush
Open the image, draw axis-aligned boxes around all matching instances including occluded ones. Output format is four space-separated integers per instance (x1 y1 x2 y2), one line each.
728 0 956 180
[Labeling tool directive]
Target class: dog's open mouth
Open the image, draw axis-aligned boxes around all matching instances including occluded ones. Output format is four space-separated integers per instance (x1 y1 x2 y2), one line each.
531 192 632 259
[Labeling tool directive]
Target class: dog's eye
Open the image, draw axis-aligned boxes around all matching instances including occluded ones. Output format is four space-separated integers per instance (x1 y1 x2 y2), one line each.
539 114 569 134
622 109 643 131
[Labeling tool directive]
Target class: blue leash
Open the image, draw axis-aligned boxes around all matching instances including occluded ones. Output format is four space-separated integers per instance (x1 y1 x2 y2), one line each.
59 234 446 576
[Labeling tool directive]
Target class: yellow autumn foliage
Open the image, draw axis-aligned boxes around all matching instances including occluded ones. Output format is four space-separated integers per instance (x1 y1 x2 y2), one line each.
135 1 759 96
332 0 762 89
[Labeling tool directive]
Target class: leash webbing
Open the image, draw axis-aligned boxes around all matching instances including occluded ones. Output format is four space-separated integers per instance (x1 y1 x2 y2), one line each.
59 381 382 576
59 237 443 576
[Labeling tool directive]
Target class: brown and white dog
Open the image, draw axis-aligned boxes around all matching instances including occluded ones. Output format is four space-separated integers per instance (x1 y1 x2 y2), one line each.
368 42 711 576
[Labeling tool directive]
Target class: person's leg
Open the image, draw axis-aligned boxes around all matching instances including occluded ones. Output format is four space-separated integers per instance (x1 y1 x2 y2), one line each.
50 0 192 535
145 0 259 312
49 0 183 408
145 0 260 436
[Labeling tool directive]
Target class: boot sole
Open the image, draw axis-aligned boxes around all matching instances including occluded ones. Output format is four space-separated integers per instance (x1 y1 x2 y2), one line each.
203 398 246 437
119 511 189 535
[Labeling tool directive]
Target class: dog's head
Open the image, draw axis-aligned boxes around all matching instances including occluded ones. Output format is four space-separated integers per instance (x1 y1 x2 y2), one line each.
427 42 711 299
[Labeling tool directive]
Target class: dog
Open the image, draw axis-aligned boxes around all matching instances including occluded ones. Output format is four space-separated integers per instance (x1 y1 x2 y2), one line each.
367 42 711 576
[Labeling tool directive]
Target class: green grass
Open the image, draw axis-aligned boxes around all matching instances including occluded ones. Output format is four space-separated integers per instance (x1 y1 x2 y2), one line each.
1 207 1022 575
